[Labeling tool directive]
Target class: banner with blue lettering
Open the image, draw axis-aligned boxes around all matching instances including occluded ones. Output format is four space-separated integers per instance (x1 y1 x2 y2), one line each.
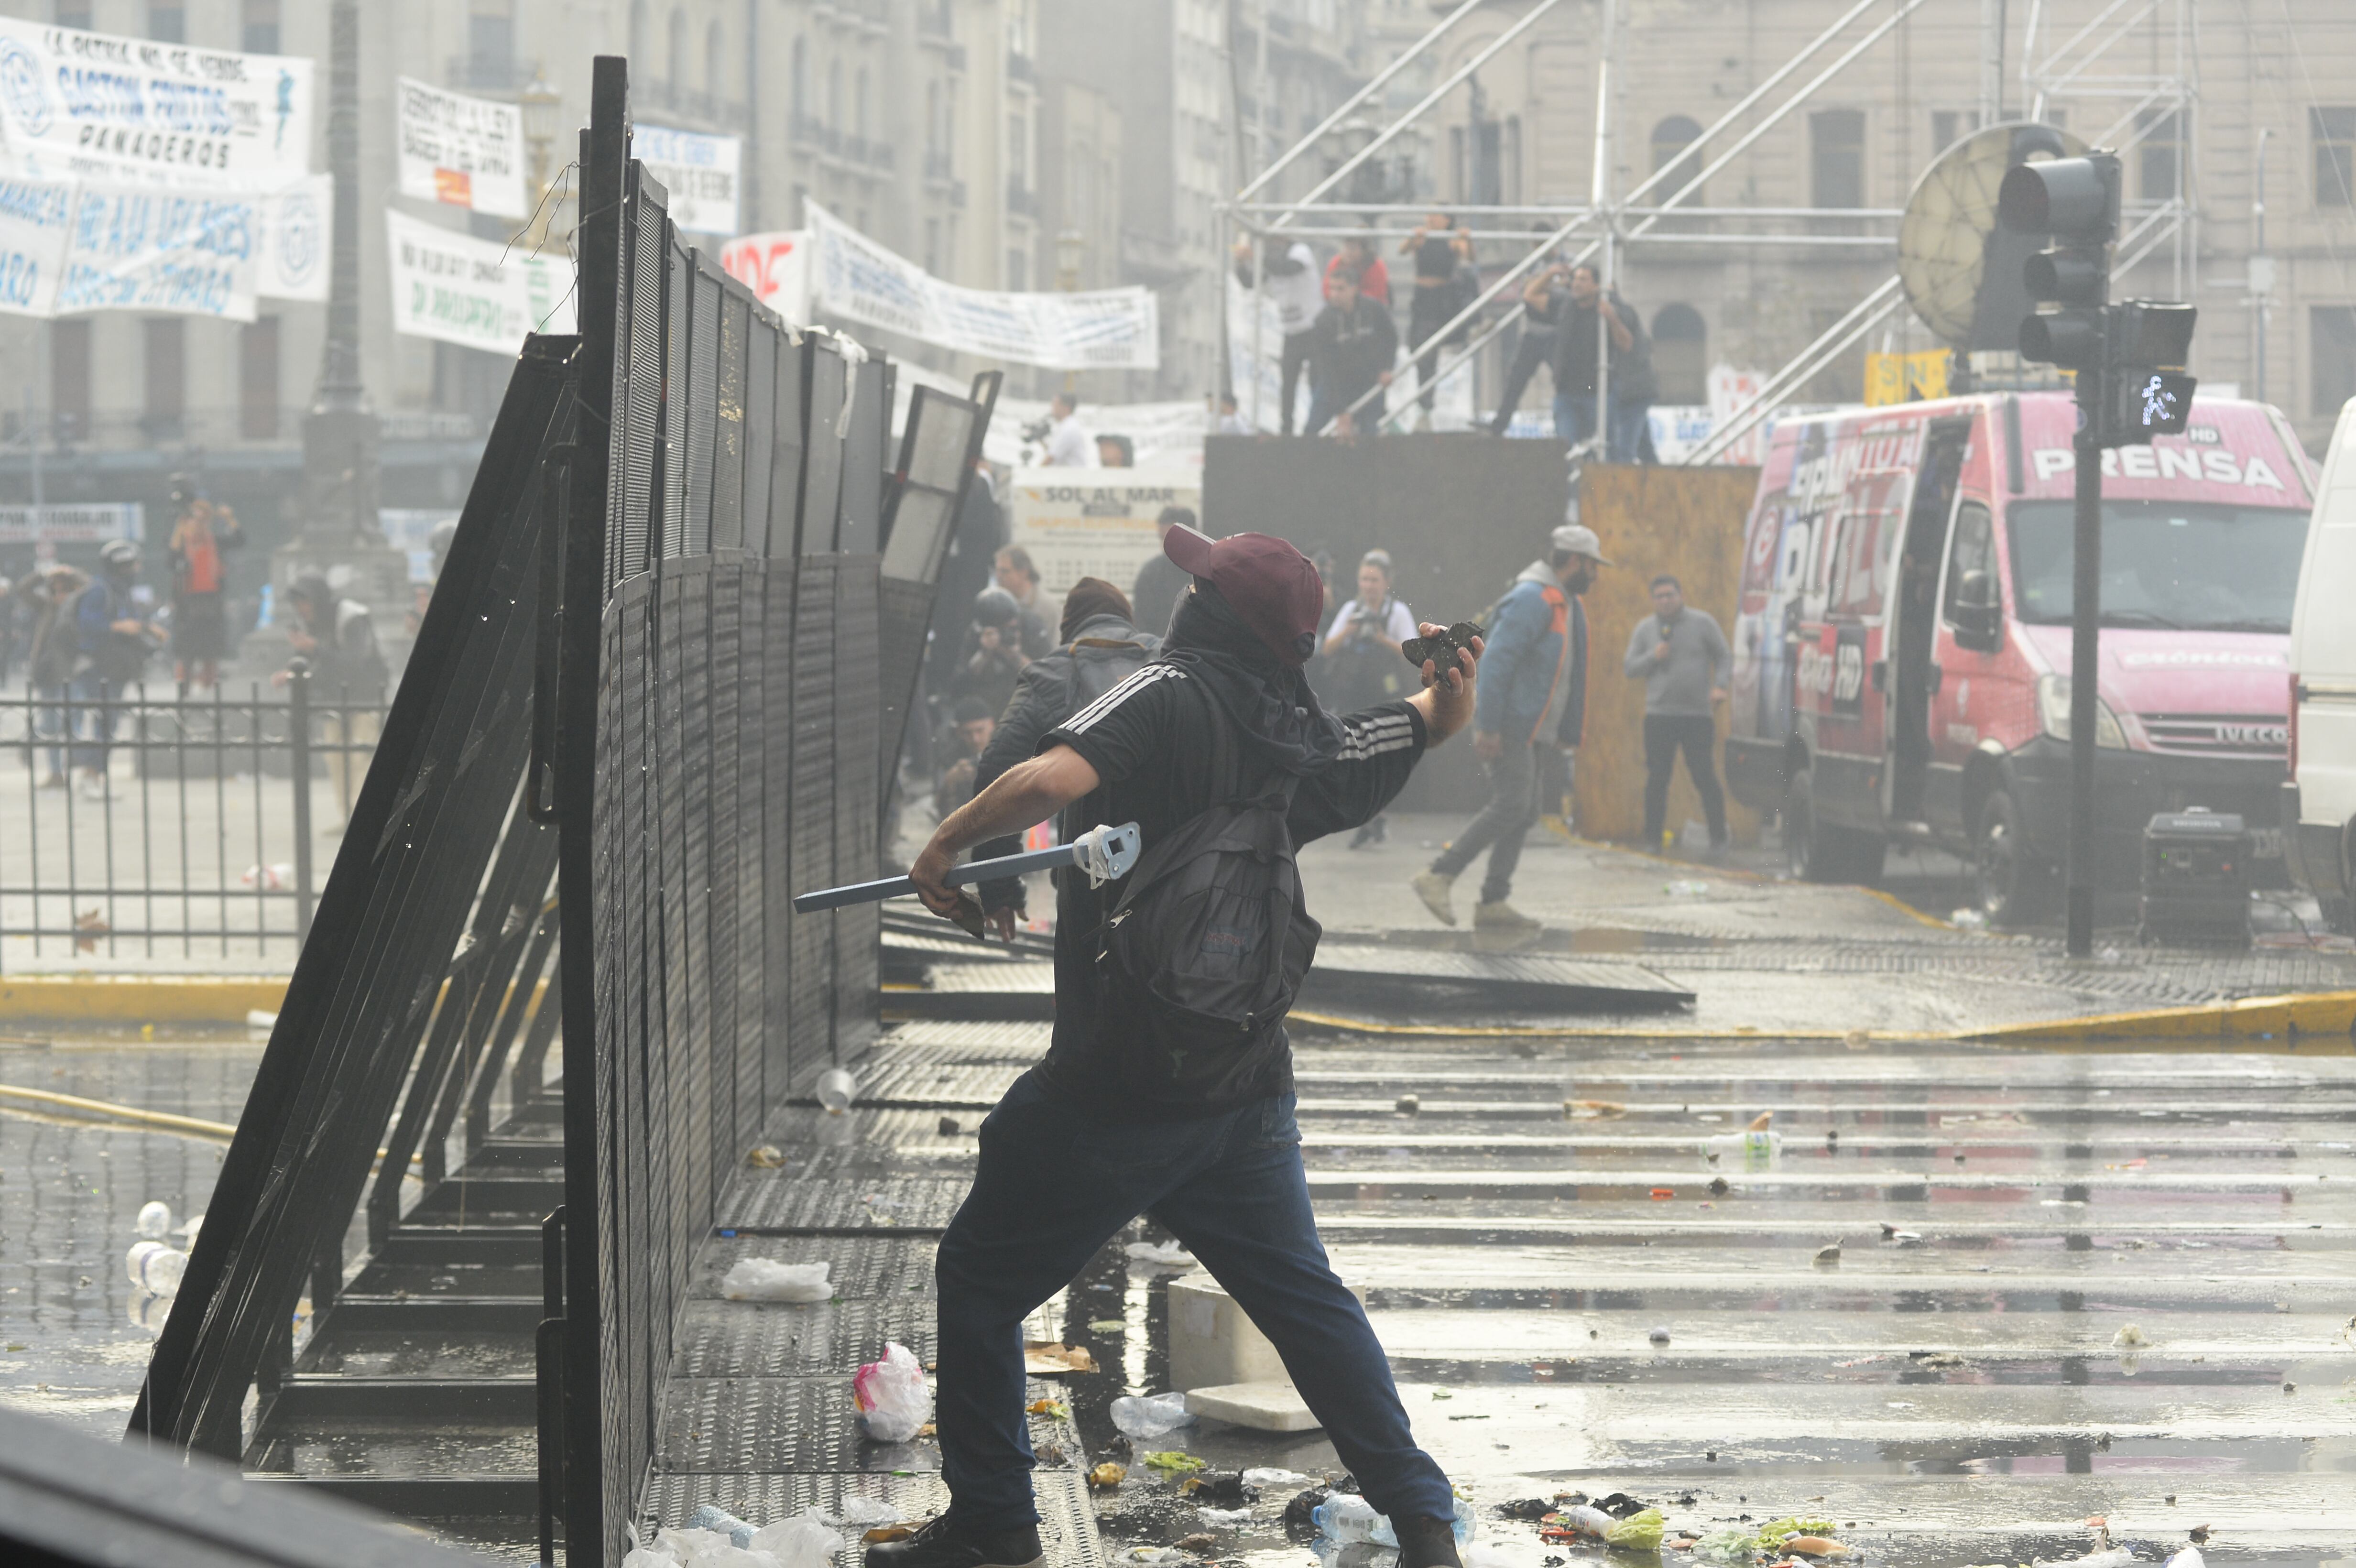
0 16 313 185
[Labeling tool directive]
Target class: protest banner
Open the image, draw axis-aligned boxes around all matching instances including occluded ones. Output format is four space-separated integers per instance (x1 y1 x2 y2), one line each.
718 229 808 322
386 207 573 356
807 200 1156 370
635 123 740 236
0 502 142 544
396 77 527 219
0 16 313 185
1006 469 1199 595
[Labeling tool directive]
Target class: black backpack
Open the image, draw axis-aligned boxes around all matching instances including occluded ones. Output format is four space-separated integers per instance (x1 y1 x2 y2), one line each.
1094 684 1320 1109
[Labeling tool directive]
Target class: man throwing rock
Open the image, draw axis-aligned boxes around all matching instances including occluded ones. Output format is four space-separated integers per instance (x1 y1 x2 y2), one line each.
885 524 1481 1568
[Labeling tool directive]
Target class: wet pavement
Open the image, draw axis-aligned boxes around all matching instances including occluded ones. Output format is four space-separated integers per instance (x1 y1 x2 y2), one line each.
656 1013 2356 1568
0 1034 252 1437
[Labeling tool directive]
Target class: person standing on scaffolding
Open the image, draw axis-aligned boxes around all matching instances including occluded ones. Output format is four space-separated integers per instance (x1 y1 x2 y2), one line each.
1400 213 1476 431
881 523 1483 1568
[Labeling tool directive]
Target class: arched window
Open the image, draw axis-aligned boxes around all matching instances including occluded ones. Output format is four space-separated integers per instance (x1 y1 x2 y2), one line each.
667 8 686 95
1652 303 1708 403
1650 114 1705 206
629 0 648 68
706 20 724 97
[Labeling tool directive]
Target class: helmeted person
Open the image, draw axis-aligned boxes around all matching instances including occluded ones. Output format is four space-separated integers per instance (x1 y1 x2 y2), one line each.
965 576 1161 934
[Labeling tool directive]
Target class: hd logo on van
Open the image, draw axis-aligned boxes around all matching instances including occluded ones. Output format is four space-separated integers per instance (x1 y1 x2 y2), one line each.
1796 626 1868 717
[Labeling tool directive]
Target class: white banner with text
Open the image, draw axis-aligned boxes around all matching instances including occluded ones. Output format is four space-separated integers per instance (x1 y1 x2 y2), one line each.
395 77 527 219
386 207 573 355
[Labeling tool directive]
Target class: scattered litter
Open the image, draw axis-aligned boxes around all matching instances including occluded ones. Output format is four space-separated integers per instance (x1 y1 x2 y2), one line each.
1500 1501 1556 1522
2032 1551 2131 1568
1950 908 1988 931
721 1259 832 1304
124 1241 185 1296
1090 1463 1128 1488
1110 1391 1196 1439
1832 1355 1886 1368
864 1528 913 1545
136 1200 173 1240
240 862 295 890
1696 1528 1756 1561
1910 1351 1968 1369
1314 1494 1397 1546
1706 1129 1782 1168
1180 1472 1254 1503
2166 1551 2203 1568
1464 1547 1520 1568
1566 1100 1627 1119
816 1067 857 1114
1843 1029 1870 1049
744 1145 787 1168
1244 1468 1315 1489
1665 880 1712 897
1144 1451 1206 1474
2112 1324 2153 1350
852 1342 931 1442
244 1009 279 1029
1748 1111 1772 1132
1396 1094 1421 1114
938 1116 960 1136
1174 1534 1218 1553
1024 1344 1098 1376
1650 1188 1676 1200
1025 1397 1070 1419
2188 1527 2210 1546
1813 1243 1841 1265
1123 1550 1186 1566
827 1498 904 1527
1089 1319 1126 1333
1125 1241 1196 1269
1782 1538 1847 1557
1647 1327 1671 1346
1708 1177 1729 1195
1198 1507 1255 1527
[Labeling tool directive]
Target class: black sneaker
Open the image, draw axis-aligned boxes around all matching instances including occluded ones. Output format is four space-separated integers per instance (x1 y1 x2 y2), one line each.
1395 1516 1463 1568
864 1517 1044 1568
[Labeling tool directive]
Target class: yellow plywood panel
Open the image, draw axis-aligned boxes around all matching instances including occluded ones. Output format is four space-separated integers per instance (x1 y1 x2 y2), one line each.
1573 464 1764 846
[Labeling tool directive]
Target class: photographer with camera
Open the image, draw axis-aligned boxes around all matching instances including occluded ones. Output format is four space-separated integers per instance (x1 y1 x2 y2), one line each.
1412 523 1608 931
887 523 1481 1568
1321 549 1418 846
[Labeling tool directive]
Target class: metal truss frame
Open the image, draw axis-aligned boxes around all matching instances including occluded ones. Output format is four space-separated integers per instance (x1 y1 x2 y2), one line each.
1220 0 2195 455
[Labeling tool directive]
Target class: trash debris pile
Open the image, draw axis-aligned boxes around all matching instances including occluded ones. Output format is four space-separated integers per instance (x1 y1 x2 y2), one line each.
852 1342 932 1442
622 1502 910 1568
720 1258 833 1303
1110 1390 1197 1439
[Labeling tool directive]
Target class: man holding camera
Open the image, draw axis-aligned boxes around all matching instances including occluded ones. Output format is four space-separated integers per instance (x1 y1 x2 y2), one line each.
886 523 1481 1568
1413 523 1607 931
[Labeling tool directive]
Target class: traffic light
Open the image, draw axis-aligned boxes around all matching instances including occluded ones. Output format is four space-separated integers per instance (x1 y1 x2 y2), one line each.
1999 153 2120 371
2000 153 2200 446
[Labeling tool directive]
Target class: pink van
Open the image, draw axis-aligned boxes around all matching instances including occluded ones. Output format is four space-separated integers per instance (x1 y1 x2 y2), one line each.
1723 390 2315 923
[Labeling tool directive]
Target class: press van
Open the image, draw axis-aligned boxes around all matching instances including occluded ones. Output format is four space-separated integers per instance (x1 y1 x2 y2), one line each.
2282 396 2356 931
1723 390 2315 923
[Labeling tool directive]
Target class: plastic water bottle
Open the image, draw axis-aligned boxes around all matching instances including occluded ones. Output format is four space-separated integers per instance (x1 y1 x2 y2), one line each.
816 1067 857 1114
125 1241 186 1295
136 1200 173 1239
1312 1496 1396 1548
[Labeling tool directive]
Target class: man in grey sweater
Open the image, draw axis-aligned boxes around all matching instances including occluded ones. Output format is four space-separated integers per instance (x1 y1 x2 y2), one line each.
1623 574 1729 854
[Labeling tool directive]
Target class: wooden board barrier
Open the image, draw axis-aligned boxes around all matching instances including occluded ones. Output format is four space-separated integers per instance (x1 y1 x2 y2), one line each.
1573 463 1764 846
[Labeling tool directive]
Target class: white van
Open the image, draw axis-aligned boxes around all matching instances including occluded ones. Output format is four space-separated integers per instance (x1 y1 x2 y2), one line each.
2284 397 2356 932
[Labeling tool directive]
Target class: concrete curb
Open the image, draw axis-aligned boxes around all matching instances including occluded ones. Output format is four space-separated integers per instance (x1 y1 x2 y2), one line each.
0 975 286 1025
1961 990 2356 1043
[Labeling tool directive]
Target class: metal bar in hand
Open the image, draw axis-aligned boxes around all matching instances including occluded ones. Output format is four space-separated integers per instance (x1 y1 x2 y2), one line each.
793 821 1142 914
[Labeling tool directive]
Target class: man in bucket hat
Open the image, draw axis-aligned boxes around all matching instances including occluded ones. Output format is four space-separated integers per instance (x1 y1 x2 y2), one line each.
886 524 1483 1568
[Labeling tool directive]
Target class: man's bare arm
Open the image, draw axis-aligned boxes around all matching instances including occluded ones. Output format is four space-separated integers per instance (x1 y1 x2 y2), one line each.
909 746 1102 924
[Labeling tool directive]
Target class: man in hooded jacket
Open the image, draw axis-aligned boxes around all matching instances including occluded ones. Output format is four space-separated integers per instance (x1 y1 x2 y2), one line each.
886 525 1482 1568
1411 523 1607 930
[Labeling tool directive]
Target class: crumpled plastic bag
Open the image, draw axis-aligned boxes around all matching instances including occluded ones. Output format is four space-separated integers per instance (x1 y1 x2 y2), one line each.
1125 1240 1196 1268
1603 1510 1664 1552
853 1341 932 1442
750 1510 845 1568
1198 1506 1255 1527
1696 1528 1756 1562
1110 1390 1196 1438
721 1259 833 1303
1243 1467 1315 1488
826 1497 903 1527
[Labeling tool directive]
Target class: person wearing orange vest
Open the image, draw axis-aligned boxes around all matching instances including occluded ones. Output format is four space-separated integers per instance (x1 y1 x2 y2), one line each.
1413 523 1607 930
165 487 243 689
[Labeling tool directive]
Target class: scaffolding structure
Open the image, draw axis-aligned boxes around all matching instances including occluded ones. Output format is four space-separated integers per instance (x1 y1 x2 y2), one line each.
1218 0 2199 463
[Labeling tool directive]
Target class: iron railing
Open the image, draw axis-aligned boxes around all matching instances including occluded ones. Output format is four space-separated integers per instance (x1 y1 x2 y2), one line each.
0 673 388 962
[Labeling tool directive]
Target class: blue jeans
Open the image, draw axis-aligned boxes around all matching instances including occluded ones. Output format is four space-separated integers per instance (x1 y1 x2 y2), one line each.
32 679 68 778
69 672 120 773
1554 392 1649 461
1306 385 1385 437
936 1068 1453 1532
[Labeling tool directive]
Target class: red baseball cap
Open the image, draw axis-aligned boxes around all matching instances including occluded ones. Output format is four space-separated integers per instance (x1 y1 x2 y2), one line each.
1163 524 1324 666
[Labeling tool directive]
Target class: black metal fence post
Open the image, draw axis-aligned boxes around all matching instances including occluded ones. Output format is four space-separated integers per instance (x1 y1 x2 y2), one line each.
288 660 316 941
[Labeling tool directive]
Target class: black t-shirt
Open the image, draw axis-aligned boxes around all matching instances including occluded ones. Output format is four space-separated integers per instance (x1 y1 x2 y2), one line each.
1034 666 1428 1116
1554 289 1649 398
